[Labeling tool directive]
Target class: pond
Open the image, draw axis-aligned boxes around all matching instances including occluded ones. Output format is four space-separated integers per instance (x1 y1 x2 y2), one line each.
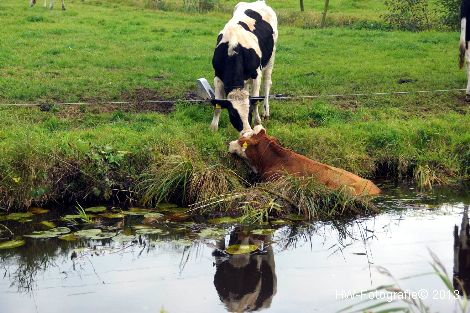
0 185 469 313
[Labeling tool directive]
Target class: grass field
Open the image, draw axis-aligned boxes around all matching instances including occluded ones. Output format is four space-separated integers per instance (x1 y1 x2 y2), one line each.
0 0 468 213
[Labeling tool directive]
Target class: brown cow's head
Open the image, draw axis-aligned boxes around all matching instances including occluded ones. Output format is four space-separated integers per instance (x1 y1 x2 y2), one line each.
229 125 266 159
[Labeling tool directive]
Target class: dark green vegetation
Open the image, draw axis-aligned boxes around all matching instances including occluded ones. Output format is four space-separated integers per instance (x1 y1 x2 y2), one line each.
0 0 468 217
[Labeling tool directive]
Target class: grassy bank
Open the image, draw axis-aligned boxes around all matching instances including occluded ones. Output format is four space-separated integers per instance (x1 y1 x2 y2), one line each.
0 0 468 214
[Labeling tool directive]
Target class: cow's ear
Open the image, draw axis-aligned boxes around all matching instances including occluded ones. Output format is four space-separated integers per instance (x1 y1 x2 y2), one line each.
210 99 231 109
253 125 266 136
241 136 259 149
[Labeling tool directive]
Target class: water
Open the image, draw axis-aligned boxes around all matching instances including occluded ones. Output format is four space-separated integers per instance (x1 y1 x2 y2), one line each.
0 187 469 313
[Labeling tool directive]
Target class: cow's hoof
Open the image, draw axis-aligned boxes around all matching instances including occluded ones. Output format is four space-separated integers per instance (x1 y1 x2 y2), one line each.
210 124 219 132
466 94 470 102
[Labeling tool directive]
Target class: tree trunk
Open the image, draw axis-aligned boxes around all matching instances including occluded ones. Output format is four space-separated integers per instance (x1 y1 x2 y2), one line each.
321 0 329 27
300 0 304 12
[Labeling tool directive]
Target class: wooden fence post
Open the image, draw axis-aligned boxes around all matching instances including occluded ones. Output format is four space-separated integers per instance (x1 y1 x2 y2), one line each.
321 0 329 27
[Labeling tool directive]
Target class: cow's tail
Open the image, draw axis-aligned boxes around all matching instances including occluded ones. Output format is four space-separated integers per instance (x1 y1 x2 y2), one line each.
460 17 467 69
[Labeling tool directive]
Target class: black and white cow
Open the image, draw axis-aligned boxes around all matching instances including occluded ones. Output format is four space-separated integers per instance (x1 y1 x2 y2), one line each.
211 1 278 134
30 0 66 10
460 0 470 97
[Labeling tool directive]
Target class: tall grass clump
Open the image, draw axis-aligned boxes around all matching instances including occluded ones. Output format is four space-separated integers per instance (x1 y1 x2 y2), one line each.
191 175 379 223
138 150 244 209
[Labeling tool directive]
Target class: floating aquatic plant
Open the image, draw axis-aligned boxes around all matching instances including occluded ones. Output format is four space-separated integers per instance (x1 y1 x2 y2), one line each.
198 227 226 239
84 206 107 213
143 212 164 219
207 217 241 224
74 229 102 238
225 244 259 255
111 233 136 243
251 228 276 235
89 232 116 240
99 212 124 219
24 227 71 239
0 239 25 249
0 212 34 223
40 221 56 229
58 233 78 241
135 228 167 235
28 207 49 214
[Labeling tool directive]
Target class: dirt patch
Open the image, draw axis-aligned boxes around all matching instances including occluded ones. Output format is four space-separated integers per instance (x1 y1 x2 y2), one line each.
397 78 417 84
332 97 360 110
121 87 175 114
42 87 208 118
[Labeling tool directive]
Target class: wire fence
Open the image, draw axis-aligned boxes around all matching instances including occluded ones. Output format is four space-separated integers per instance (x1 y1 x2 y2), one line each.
0 88 466 107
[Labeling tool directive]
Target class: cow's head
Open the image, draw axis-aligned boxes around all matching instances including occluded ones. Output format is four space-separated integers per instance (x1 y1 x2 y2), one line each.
211 89 256 134
229 125 271 159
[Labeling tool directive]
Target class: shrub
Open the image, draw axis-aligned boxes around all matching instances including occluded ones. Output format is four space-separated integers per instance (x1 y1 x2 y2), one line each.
183 0 218 12
145 0 168 11
437 0 461 30
382 0 433 31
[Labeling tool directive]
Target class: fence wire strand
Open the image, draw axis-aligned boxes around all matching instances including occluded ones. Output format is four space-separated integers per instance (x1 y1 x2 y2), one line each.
0 88 466 107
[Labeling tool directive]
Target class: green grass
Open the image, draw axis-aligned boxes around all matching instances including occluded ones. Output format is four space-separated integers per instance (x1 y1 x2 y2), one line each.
0 0 468 212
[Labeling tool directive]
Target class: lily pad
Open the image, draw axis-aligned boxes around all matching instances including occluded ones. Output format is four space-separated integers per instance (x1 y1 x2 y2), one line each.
62 214 82 220
74 229 102 238
167 213 190 222
29 207 49 214
208 217 240 224
172 238 193 246
24 227 71 239
143 212 164 219
61 214 95 221
40 221 56 229
51 227 71 234
99 213 124 219
225 244 259 255
198 228 226 239
84 206 107 213
122 208 151 216
0 239 25 250
133 225 151 230
270 219 289 225
0 212 34 222
251 229 276 235
89 232 116 240
59 234 79 241
135 228 166 235
111 234 136 243
157 203 179 209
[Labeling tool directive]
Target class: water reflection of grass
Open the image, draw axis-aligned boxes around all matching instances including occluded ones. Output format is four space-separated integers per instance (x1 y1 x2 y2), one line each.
338 251 469 313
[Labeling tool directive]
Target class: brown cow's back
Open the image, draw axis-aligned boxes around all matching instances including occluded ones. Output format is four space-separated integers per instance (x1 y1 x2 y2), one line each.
239 129 381 197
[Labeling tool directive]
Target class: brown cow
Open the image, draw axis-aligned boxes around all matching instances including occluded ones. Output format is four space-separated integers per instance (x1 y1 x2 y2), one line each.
229 125 381 196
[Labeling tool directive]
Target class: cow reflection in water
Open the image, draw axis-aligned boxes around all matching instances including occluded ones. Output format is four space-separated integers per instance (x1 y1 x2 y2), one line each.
213 228 277 312
454 205 470 296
